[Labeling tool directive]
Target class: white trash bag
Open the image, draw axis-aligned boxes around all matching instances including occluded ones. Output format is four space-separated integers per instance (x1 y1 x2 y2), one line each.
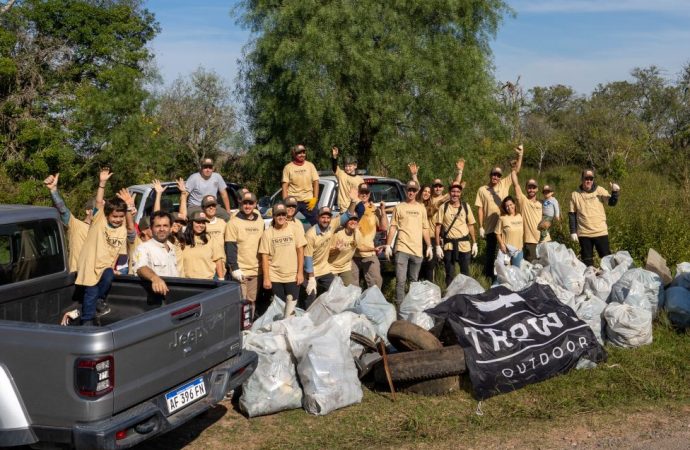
443 273 485 299
251 296 305 333
494 252 533 291
604 302 653 348
573 289 607 345
399 281 442 330
307 277 362 325
239 333 302 417
583 263 628 302
609 268 664 316
536 277 577 310
600 251 634 273
349 286 396 345
537 242 586 294
675 262 690 275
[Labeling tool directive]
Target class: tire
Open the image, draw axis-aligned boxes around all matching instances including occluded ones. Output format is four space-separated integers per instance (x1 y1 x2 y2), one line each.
387 320 442 352
397 376 460 396
374 345 466 384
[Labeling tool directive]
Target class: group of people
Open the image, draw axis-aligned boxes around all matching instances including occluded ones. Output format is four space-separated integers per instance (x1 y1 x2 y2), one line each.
47 144 621 326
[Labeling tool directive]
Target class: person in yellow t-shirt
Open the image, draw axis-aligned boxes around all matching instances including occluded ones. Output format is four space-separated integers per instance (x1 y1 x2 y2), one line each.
331 146 364 211
475 144 523 280
76 190 136 326
282 144 320 225
408 159 465 208
259 203 307 302
496 196 524 268
200 194 227 278
181 211 224 280
569 169 620 267
328 215 360 286
225 191 263 312
385 180 433 306
510 162 545 263
283 196 307 243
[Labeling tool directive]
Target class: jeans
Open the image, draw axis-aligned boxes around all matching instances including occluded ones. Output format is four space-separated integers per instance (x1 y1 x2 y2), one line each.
82 268 115 322
296 201 317 225
483 232 498 280
578 235 611 267
395 251 423 305
510 250 524 268
443 250 471 287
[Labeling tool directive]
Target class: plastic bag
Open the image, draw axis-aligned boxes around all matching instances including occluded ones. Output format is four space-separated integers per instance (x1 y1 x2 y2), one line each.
307 277 362 325
294 315 363 415
399 281 442 330
443 273 485 299
573 290 607 345
664 286 690 329
609 268 664 316
536 277 577 310
337 311 378 359
604 302 653 348
349 286 396 345
537 242 586 294
600 251 634 273
251 296 305 333
494 253 533 291
675 262 690 275
583 262 628 302
239 332 303 417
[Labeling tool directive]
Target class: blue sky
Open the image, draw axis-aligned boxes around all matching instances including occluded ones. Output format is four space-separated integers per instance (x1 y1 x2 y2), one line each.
147 0 690 95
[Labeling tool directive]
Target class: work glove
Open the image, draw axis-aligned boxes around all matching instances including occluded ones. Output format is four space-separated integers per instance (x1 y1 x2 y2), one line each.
306 197 318 211
471 242 478 258
570 233 579 243
610 182 620 192
425 246 433 261
435 245 444 260
503 254 511 265
479 227 485 239
231 269 244 282
384 245 393 261
306 276 317 295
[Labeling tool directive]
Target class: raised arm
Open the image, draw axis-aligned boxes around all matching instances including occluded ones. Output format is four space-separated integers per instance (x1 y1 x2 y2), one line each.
454 158 465 184
116 188 137 243
514 144 524 174
378 201 389 231
176 178 188 219
331 146 339 173
511 166 523 198
96 167 113 210
408 162 419 184
152 179 167 212
44 174 71 225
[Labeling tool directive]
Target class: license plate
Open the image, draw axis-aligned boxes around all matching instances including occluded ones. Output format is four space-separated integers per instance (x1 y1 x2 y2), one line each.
165 376 207 414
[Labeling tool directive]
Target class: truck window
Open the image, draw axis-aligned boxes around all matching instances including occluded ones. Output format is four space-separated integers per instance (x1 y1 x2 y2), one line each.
143 187 182 217
367 182 404 203
0 220 64 285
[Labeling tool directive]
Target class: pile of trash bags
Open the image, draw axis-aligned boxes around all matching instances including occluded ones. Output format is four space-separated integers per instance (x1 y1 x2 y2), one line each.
240 278 396 417
493 242 666 348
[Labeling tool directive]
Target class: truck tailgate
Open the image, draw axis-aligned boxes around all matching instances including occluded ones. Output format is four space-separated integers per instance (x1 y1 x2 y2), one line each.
110 282 242 414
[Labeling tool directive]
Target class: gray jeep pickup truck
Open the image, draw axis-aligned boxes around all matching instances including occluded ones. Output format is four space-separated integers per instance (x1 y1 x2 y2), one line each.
0 205 257 449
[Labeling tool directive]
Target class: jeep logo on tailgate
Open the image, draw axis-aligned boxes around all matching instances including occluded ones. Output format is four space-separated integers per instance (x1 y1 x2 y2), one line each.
169 326 207 350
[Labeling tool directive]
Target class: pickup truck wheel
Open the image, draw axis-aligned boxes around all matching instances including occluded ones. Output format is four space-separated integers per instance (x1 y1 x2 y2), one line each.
373 345 465 384
397 375 460 396
387 320 443 351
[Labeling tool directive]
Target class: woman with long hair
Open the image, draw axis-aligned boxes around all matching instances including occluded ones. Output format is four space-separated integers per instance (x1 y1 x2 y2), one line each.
417 184 439 281
496 195 524 268
181 211 224 279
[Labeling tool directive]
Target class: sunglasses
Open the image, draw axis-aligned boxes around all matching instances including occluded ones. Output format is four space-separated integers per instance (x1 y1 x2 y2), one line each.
286 204 297 208
201 165 213 169
242 201 256 205
527 185 538 189
274 212 287 217
491 172 502 177
583 176 594 181
433 184 444 188
407 188 418 192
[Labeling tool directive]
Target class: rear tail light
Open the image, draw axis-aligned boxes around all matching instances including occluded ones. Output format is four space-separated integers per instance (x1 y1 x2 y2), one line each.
75 355 114 397
241 300 252 330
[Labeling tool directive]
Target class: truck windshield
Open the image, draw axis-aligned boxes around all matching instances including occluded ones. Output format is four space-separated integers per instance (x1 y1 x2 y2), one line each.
0 219 64 285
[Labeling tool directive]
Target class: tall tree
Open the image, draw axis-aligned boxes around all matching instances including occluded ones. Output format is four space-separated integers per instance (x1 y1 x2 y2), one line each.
236 0 510 190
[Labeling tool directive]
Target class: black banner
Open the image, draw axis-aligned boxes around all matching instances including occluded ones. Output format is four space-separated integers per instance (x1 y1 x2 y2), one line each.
427 284 606 399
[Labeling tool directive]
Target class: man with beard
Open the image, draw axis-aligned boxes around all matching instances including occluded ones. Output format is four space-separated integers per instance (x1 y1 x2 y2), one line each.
133 211 179 298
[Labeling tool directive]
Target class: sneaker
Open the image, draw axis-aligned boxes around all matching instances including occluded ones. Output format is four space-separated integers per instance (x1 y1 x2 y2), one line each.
96 298 111 317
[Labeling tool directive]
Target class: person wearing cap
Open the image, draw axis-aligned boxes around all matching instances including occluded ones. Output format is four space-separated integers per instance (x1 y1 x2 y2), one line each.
331 146 364 211
475 144 523 280
132 210 179 299
198 194 227 278
126 215 152 275
386 179 433 306
408 158 465 208
539 185 561 242
259 202 307 301
434 182 477 285
282 144 320 225
185 157 232 217
352 182 388 289
569 169 620 267
329 213 360 286
283 195 307 243
224 191 263 313
181 210 224 279
510 156 544 263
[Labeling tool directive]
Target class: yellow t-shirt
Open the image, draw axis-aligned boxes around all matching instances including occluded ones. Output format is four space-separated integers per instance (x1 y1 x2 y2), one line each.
259 225 307 283
205 217 227 264
499 214 524 250
435 202 476 253
431 194 449 208
390 201 429 258
328 229 357 274
569 186 611 237
282 161 319 201
288 219 306 243
474 176 513 234
355 203 381 258
75 211 128 286
335 167 364 210
305 220 339 277
516 192 546 244
67 214 90 273
182 236 222 280
224 214 263 276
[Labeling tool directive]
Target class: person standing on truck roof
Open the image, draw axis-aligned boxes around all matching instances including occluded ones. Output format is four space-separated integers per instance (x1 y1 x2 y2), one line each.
408 159 466 207
282 144 319 225
259 203 307 301
132 211 179 298
181 211 224 280
509 151 544 263
351 182 388 289
385 180 433 306
43 173 96 273
185 157 232 220
331 146 364 211
435 181 478 285
225 191 263 313
475 144 523 280
76 189 136 326
569 169 620 267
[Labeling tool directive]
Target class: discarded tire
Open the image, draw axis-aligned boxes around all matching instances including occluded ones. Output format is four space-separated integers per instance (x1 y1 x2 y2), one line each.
387 320 443 351
397 376 460 396
374 345 465 384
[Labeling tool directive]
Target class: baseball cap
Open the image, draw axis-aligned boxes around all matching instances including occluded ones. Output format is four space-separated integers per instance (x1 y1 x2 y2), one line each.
284 196 298 207
318 206 333 216
190 210 210 223
272 203 288 216
432 178 444 187
291 145 306 154
526 179 538 188
344 155 357 165
201 195 217 208
358 182 370 193
449 182 463 191
347 213 360 222
490 167 503 176
241 192 258 203
406 180 420 191
201 157 214 167
542 185 554 193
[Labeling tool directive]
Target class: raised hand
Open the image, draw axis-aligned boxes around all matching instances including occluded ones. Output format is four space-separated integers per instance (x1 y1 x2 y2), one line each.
515 144 524 156
408 162 419 176
331 146 339 158
116 188 134 207
176 178 187 193
99 167 113 183
44 173 59 191
456 158 465 171
152 179 167 194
